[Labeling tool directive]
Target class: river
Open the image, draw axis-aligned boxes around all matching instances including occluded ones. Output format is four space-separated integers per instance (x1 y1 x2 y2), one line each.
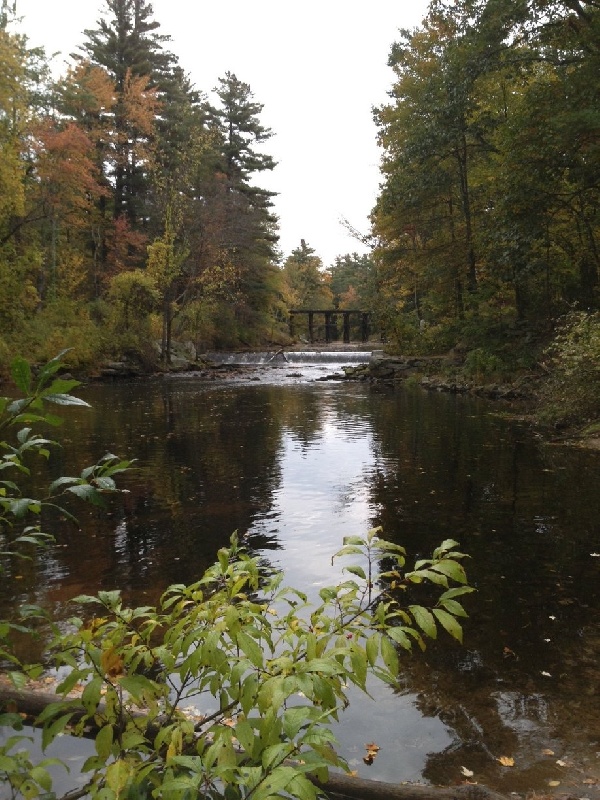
1 360 600 794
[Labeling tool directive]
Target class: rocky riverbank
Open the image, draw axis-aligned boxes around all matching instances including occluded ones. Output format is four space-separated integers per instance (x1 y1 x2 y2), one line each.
341 354 537 402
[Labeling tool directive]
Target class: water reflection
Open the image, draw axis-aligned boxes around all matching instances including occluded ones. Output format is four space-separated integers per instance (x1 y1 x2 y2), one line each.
1 377 600 791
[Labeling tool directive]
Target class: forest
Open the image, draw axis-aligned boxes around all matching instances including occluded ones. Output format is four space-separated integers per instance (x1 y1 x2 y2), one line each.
0 0 369 368
0 0 599 419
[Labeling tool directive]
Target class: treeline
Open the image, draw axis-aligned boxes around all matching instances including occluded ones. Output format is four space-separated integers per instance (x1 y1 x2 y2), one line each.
2 0 598 377
0 0 372 368
371 0 600 366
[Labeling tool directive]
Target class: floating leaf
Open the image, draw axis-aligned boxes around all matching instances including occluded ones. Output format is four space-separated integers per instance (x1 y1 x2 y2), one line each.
363 741 380 765
548 780 561 787
542 749 555 756
498 756 515 766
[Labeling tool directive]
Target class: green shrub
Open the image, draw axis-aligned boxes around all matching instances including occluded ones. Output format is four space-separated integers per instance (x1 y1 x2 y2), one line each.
11 299 109 369
539 311 600 425
462 347 507 382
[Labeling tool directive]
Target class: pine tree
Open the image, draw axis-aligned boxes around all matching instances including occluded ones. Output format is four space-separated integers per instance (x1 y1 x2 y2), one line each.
209 71 277 210
201 73 280 335
77 0 178 226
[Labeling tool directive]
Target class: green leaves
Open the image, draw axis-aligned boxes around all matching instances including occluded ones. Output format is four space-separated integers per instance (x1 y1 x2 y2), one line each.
40 531 470 798
1 372 474 800
11 357 32 395
0 352 137 797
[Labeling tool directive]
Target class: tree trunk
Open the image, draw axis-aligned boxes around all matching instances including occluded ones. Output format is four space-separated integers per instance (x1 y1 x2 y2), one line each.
0 685 509 800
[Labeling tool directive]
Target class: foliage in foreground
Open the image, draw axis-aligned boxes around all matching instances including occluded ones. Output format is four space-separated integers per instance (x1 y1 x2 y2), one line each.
0 354 473 800
0 351 133 796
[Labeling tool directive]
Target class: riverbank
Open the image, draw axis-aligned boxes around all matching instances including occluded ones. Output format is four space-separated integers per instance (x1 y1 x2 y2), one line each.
340 353 600 450
52 344 600 450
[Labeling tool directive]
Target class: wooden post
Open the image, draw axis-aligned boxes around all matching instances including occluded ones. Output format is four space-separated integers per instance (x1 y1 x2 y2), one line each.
343 312 351 343
361 312 370 342
325 311 333 343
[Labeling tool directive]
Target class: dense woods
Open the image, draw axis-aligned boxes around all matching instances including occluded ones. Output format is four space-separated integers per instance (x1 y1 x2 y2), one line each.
0 0 288 366
0 0 599 419
371 0 600 366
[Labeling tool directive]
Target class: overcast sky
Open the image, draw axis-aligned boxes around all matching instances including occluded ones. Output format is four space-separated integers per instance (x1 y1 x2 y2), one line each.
17 0 429 266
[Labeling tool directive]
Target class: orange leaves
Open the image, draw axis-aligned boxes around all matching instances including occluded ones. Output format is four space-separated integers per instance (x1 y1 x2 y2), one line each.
58 62 116 122
363 742 380 766
121 69 160 142
33 119 106 218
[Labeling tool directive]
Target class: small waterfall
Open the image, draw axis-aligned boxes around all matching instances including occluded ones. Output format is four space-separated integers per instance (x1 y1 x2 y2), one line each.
205 350 379 366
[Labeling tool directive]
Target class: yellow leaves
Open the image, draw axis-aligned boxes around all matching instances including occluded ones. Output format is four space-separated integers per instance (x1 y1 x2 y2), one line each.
460 766 474 778
101 646 124 679
498 756 515 767
88 616 108 633
166 728 183 762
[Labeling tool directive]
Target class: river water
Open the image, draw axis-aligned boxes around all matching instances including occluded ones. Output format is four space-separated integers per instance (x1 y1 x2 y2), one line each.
2 362 600 794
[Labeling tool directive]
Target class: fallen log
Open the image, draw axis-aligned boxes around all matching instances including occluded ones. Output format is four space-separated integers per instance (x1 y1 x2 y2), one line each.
0 685 509 800
311 773 508 800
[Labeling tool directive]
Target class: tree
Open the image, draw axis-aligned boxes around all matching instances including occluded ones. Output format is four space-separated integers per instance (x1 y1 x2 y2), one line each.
282 240 333 310
0 7 53 345
31 119 107 299
201 73 281 338
327 253 374 309
77 0 170 228
209 71 277 207
371 0 600 355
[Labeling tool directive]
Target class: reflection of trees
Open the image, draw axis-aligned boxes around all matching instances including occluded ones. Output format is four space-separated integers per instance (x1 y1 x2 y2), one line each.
276 386 325 450
365 387 600 789
3 380 382 623
2 381 292 618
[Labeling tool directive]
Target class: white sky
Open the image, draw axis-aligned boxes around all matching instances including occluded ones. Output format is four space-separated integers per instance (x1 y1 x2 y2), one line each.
17 0 429 267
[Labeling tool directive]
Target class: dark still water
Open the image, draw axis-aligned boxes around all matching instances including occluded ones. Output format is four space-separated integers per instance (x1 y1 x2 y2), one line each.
2 373 600 793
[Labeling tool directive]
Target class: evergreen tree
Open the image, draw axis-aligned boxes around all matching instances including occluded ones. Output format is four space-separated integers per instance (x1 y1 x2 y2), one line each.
209 71 277 211
201 73 280 336
327 253 374 309
77 0 179 227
